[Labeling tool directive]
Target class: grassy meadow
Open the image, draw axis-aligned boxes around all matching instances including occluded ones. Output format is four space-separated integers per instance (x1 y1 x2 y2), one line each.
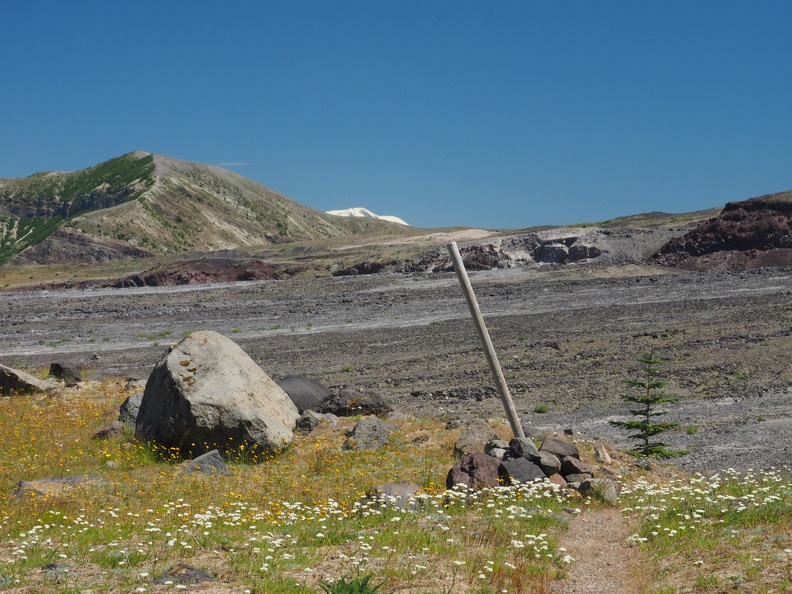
0 377 790 593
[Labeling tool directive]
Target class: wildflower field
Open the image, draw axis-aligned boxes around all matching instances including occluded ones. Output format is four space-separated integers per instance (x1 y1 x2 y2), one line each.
0 378 790 593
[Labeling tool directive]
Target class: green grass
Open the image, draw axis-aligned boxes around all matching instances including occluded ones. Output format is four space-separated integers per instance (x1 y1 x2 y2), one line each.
2 378 790 593
620 469 792 591
136 330 172 340
0 152 155 264
0 382 575 593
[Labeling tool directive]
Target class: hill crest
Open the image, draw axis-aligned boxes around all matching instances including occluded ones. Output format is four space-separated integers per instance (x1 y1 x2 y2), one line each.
0 152 412 265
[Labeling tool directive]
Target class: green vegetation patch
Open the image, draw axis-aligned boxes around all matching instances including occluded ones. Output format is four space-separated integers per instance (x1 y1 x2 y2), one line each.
0 152 155 263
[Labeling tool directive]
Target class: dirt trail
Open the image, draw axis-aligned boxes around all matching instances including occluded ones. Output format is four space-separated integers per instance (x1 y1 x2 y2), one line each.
551 507 646 593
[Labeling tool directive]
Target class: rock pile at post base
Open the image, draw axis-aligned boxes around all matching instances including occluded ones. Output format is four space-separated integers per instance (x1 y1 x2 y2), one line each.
448 430 618 503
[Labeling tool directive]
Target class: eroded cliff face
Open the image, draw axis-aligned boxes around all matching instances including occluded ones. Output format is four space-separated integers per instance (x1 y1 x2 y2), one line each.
655 194 792 270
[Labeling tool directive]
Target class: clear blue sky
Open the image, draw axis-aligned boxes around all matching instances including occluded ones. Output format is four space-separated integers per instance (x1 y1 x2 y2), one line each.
2 2 791 229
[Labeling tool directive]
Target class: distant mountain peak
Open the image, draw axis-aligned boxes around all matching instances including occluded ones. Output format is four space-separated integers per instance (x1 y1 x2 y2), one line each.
326 207 409 226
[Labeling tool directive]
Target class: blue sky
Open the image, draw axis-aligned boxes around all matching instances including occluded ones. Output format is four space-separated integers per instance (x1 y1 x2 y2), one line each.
2 2 791 229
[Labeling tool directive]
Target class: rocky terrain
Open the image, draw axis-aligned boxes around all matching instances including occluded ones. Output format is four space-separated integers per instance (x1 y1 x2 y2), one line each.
2 261 791 475
2 188 792 475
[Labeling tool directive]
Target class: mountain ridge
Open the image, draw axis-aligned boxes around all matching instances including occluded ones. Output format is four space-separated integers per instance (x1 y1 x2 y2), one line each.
0 151 415 265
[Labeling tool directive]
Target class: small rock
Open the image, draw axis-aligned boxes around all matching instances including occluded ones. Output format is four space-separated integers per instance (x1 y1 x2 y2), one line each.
500 457 546 485
369 482 424 510
92 420 123 440
154 564 216 585
485 438 510 454
565 473 593 484
118 392 143 428
548 473 568 487
0 364 56 396
181 449 229 476
487 447 510 460
319 386 393 417
539 437 580 460
13 474 100 499
578 478 620 505
344 416 391 451
509 437 540 459
49 363 82 383
560 455 594 477
453 419 499 458
535 451 562 476
594 443 613 465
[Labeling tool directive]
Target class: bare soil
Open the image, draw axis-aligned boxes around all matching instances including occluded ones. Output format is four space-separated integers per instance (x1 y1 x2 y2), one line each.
1 264 791 475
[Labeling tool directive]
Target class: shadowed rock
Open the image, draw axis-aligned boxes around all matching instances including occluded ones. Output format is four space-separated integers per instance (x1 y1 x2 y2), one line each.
49 363 82 384
318 386 393 417
119 392 143 428
0 364 55 395
276 375 331 413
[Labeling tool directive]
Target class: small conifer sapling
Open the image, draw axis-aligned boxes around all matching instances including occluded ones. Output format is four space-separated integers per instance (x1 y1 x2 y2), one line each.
610 351 687 458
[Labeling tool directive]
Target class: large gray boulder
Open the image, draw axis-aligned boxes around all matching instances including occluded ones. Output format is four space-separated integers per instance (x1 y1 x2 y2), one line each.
135 331 299 457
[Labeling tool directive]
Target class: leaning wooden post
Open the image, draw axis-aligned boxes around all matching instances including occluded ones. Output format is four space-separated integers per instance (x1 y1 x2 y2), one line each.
447 241 525 439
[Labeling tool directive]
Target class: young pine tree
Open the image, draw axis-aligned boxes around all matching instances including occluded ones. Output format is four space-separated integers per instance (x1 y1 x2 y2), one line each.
610 351 687 458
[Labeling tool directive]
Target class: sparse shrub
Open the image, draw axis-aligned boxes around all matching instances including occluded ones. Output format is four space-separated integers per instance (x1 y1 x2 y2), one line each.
533 404 549 414
610 350 687 458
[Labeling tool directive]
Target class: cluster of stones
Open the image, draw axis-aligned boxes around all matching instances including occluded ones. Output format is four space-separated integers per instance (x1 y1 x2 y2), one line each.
447 419 618 503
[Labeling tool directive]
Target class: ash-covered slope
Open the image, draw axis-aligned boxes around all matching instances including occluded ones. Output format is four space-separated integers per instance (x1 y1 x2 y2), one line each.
1 152 408 265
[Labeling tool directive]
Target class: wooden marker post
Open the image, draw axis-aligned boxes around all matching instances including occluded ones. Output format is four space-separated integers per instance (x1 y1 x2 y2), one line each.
446 241 525 439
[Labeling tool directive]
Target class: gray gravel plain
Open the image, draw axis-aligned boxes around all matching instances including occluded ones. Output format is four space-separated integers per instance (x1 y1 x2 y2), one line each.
1 264 791 474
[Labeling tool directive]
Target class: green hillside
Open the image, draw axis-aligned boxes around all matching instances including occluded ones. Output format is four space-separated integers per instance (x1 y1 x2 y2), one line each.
0 152 155 264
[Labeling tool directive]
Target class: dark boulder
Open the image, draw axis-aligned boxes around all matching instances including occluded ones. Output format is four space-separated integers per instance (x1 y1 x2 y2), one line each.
446 453 503 490
500 457 546 485
49 363 82 383
318 387 393 417
276 375 332 413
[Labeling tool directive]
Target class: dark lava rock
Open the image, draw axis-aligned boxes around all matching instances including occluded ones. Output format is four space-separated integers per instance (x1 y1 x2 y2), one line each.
277 375 332 413
318 387 393 417
655 193 792 269
500 457 546 485
447 453 503 490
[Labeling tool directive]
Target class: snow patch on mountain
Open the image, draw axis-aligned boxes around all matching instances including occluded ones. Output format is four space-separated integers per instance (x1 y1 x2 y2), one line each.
326 207 409 226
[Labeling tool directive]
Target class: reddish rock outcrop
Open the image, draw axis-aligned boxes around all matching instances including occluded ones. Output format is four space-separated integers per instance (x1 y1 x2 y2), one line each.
113 258 280 287
655 193 792 269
